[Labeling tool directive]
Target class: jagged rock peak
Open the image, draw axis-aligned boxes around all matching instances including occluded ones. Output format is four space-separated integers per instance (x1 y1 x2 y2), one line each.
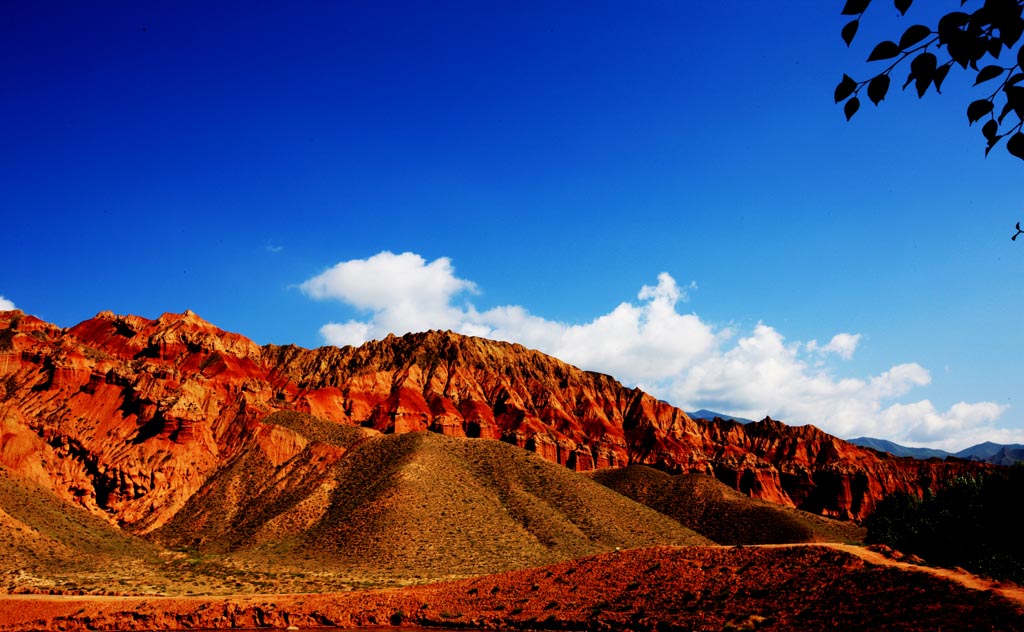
0 311 994 529
153 309 219 329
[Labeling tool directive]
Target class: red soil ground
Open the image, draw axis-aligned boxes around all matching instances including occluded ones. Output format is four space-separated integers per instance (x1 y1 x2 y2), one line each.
0 545 1021 631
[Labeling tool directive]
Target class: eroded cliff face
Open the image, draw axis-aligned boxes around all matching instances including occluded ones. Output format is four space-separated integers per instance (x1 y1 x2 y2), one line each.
0 309 986 529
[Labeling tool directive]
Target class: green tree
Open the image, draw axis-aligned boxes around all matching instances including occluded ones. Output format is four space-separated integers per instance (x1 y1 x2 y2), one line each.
835 0 1024 161
865 466 1024 582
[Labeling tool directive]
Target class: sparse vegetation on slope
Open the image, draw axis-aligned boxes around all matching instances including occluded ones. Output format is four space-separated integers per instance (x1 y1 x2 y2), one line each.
591 464 865 545
303 433 711 579
0 465 166 593
4 546 1021 631
867 465 1024 583
151 411 375 556
263 410 369 448
156 429 710 585
0 465 337 596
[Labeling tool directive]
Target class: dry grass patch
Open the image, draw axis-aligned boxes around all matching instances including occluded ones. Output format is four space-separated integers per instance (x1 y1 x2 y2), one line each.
590 464 865 545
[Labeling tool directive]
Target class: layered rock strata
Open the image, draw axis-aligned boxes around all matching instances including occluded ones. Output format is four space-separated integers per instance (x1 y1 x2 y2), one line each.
0 309 986 528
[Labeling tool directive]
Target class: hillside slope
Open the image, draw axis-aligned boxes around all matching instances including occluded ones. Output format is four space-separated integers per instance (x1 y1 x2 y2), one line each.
0 466 165 593
590 464 865 545
154 427 711 581
0 308 989 530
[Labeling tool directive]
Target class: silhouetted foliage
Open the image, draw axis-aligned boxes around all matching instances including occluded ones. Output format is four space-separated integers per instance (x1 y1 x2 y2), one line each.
865 465 1024 583
837 0 1024 162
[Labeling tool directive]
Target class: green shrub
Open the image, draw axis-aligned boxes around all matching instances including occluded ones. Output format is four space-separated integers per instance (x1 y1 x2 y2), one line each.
866 465 1024 582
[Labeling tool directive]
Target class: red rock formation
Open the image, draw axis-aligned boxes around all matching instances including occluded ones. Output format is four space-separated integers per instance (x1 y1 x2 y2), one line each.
0 309 989 529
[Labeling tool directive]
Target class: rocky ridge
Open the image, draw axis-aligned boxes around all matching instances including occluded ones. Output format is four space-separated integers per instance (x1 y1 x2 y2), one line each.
0 309 987 530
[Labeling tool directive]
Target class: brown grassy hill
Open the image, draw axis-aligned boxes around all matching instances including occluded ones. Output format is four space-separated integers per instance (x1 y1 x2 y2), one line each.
590 464 865 545
0 465 167 593
153 425 711 583
148 412 371 554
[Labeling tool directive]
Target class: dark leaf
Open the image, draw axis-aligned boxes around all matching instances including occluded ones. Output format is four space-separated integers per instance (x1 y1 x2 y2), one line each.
933 63 952 92
986 0 1024 25
895 0 912 16
939 12 970 30
910 52 937 96
1008 73 1024 87
967 99 994 124
1003 17 1024 47
844 96 861 121
1006 85 1024 118
868 74 891 105
842 19 860 46
938 12 970 43
899 25 932 49
967 36 989 70
987 37 1003 59
999 100 1015 123
975 65 1006 85
842 0 871 15
1007 132 1024 160
834 74 858 103
902 71 914 90
947 34 971 68
910 52 937 75
868 40 902 61
982 119 999 142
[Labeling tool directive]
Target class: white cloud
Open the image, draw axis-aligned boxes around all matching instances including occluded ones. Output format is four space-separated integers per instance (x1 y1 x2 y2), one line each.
300 251 477 337
877 401 1011 451
299 251 1018 451
0 296 15 311
319 321 371 349
807 333 861 359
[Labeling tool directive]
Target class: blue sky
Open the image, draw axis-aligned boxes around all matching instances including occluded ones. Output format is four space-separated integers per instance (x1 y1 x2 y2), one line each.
3 2 1022 450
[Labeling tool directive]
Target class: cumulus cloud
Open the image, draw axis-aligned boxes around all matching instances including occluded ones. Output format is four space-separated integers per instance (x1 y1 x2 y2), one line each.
300 251 477 337
0 296 15 311
299 251 1018 450
876 401 1010 451
807 333 861 359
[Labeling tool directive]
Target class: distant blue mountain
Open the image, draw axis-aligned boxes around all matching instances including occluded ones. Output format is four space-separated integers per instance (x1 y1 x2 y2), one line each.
847 437 950 460
688 413 1023 465
954 441 1024 460
955 441 1024 465
984 446 1024 466
687 409 757 425
848 437 1024 465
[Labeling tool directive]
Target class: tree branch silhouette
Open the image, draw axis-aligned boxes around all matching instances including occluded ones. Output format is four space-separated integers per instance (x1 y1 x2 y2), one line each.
836 0 1024 161
837 0 1024 239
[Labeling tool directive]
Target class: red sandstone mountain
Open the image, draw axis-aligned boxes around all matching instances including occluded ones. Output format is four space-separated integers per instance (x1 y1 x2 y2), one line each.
0 309 985 532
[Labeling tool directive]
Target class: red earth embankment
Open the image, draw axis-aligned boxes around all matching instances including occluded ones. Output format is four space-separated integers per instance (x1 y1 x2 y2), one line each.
1 545 1020 631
